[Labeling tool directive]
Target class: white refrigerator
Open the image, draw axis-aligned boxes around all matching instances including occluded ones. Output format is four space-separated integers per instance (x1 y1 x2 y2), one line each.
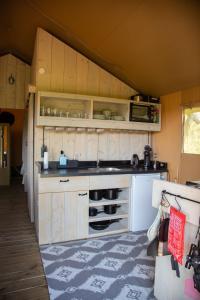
130 173 162 232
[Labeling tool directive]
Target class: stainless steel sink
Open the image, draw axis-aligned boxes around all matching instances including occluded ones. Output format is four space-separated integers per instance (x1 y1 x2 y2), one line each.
87 167 120 172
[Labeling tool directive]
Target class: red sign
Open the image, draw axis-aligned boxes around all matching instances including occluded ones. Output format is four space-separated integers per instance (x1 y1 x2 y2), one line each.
168 206 186 264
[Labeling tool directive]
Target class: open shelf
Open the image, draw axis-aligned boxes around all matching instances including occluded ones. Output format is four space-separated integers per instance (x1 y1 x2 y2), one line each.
89 198 128 207
89 219 128 238
35 91 161 131
89 210 128 223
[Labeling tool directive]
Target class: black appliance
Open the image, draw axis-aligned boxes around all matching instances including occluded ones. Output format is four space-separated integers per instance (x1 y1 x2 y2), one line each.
144 145 152 169
132 154 139 168
129 102 157 123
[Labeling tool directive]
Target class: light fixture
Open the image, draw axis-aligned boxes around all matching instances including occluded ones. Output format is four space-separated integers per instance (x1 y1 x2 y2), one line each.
8 74 15 85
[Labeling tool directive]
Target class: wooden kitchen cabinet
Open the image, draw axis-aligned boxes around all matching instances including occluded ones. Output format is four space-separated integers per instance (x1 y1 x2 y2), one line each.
36 174 131 244
35 91 161 131
38 190 89 244
36 175 89 245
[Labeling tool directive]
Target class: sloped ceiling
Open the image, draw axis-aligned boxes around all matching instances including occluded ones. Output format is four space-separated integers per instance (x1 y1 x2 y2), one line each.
0 0 200 96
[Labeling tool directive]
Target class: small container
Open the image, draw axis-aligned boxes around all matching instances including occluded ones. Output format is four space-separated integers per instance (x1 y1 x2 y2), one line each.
43 146 48 170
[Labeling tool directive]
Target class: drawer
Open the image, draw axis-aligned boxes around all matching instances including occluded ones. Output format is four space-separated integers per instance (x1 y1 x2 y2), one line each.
38 176 89 193
89 175 131 190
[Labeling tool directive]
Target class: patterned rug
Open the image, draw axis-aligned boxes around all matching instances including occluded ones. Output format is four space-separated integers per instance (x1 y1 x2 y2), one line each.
40 232 155 300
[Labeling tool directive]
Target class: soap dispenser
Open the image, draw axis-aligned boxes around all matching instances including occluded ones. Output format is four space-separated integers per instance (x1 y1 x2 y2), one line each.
59 150 67 168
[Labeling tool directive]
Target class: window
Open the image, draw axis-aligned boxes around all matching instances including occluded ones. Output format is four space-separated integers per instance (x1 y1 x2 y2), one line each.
183 107 200 154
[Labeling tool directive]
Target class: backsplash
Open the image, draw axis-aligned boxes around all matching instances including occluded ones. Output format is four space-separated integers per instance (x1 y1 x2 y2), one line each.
35 128 149 162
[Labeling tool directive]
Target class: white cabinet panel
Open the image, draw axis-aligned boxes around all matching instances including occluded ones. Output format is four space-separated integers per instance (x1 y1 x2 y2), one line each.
38 190 89 245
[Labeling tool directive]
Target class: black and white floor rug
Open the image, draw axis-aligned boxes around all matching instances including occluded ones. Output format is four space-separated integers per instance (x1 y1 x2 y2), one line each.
40 232 155 300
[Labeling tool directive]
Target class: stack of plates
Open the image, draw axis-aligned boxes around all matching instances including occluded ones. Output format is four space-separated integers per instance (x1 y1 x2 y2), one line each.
112 116 124 121
93 114 105 120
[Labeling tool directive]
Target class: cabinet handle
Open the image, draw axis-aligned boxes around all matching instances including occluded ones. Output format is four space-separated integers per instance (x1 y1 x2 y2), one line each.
78 192 88 196
60 179 69 183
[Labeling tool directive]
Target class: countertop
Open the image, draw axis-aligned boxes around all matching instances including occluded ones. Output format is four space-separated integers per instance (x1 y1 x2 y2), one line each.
186 180 200 189
37 162 168 178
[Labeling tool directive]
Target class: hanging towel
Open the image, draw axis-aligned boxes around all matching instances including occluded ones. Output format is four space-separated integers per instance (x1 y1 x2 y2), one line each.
168 206 186 265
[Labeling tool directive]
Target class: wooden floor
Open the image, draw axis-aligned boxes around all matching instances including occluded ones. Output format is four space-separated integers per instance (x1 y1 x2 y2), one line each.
0 178 49 300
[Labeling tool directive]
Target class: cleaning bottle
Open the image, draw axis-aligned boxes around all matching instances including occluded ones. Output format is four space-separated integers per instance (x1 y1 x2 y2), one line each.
59 150 67 167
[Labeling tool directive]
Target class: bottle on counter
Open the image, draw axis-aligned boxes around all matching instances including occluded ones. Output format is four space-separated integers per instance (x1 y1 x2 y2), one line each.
43 146 48 170
59 150 67 167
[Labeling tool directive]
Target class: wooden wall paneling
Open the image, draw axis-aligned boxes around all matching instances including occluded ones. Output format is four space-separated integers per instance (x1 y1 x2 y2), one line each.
51 129 63 160
86 132 98 161
16 59 26 108
130 132 148 159
63 46 77 93
44 128 51 161
98 132 109 160
119 132 131 160
99 69 111 97
120 82 130 99
87 61 99 96
37 127 149 162
63 130 76 159
25 65 31 106
31 32 38 86
35 127 43 161
6 55 16 108
76 54 89 94
37 29 52 90
33 29 137 98
110 76 121 98
51 192 65 243
0 54 30 109
0 55 7 108
107 131 120 160
27 94 34 221
51 38 65 91
74 131 87 160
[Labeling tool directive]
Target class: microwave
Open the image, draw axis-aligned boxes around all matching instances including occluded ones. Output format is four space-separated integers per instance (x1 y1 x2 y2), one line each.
129 102 156 123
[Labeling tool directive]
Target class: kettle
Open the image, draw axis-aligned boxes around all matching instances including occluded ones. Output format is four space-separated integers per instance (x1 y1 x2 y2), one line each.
132 154 139 168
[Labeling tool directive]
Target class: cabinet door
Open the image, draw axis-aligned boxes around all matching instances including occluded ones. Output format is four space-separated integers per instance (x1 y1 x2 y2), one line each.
38 191 89 244
38 193 52 244
64 191 89 241
51 192 65 243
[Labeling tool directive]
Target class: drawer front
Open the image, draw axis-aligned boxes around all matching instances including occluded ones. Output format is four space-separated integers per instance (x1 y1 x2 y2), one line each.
39 176 89 193
89 175 131 190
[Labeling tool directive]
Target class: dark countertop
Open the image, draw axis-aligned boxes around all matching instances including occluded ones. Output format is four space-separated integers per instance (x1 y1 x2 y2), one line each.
37 162 168 178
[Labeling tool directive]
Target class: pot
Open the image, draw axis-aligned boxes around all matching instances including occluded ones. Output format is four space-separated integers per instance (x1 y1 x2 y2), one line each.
89 190 104 201
104 204 120 215
104 188 121 200
89 219 120 230
89 207 104 217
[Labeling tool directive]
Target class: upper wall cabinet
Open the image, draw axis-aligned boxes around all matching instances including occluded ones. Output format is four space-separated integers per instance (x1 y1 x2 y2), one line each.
0 54 30 109
35 91 161 131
